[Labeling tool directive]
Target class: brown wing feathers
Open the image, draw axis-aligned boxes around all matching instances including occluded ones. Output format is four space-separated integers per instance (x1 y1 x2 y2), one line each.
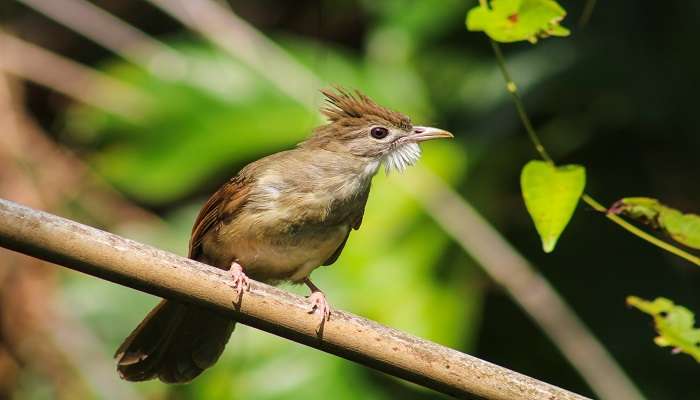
189 177 250 261
323 191 367 266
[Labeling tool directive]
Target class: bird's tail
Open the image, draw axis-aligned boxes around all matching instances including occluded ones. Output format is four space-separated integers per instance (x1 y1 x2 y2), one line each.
114 300 235 383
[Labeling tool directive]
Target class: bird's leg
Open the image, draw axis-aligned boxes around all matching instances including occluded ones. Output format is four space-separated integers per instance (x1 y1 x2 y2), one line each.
304 278 331 326
229 260 250 293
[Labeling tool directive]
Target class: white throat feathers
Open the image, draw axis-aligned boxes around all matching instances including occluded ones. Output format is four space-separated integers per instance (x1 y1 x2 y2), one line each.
383 142 422 174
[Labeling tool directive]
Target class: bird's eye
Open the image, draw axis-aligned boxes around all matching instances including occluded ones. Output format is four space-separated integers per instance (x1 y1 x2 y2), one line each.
370 127 389 139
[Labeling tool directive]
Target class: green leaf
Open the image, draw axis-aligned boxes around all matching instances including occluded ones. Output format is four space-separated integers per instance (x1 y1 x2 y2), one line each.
610 197 700 250
627 296 700 362
520 160 585 252
466 0 570 43
661 209 700 249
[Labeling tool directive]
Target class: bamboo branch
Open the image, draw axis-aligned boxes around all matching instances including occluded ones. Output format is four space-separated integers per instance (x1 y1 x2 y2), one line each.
0 198 589 400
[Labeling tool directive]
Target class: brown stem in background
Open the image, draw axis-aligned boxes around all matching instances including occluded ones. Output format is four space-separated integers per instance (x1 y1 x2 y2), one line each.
578 0 598 28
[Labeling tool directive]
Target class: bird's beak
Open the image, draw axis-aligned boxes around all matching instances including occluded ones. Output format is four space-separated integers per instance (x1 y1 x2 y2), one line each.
409 126 454 142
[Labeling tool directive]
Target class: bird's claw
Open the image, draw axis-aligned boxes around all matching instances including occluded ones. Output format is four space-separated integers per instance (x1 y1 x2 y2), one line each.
308 290 331 325
229 261 250 293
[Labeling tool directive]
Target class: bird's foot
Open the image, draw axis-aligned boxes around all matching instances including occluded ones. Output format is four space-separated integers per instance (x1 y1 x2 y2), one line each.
304 278 331 334
308 290 331 323
229 261 250 294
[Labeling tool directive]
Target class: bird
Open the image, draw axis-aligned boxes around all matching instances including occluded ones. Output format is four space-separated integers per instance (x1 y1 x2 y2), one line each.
114 87 453 383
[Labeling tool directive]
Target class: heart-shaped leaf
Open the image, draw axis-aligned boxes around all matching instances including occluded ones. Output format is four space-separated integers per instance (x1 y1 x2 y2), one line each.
627 296 700 362
521 160 585 252
466 0 570 44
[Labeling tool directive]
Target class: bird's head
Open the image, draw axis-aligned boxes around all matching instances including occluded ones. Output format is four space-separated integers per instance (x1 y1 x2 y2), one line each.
301 87 453 173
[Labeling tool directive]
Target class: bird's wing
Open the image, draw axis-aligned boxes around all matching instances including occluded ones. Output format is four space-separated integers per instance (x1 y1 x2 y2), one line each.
188 176 250 261
322 191 368 266
322 230 350 266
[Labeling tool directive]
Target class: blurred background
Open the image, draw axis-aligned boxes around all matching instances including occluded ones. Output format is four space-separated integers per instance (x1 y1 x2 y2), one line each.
0 0 698 399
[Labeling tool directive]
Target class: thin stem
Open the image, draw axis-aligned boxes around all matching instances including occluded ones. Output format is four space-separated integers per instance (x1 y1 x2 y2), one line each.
490 40 700 266
582 195 700 266
490 40 554 163
578 0 598 28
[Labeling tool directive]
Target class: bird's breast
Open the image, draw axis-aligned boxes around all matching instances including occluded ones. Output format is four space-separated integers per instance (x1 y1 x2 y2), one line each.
211 215 349 284
199 158 372 284
253 170 370 225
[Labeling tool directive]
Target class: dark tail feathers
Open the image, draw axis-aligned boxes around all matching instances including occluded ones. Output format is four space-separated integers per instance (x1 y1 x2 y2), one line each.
115 300 234 383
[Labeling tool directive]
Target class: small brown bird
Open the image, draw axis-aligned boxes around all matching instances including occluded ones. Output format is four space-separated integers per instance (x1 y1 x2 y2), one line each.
114 87 453 383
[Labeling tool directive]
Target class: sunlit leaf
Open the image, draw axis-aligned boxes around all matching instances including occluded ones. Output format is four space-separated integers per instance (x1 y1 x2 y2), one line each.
610 197 700 250
466 0 570 43
520 160 585 252
627 296 700 362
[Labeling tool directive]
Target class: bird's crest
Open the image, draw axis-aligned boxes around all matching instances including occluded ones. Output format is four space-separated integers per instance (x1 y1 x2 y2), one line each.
320 87 411 130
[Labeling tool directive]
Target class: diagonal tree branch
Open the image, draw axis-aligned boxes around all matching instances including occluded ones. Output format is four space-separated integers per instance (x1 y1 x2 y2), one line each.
0 198 589 400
